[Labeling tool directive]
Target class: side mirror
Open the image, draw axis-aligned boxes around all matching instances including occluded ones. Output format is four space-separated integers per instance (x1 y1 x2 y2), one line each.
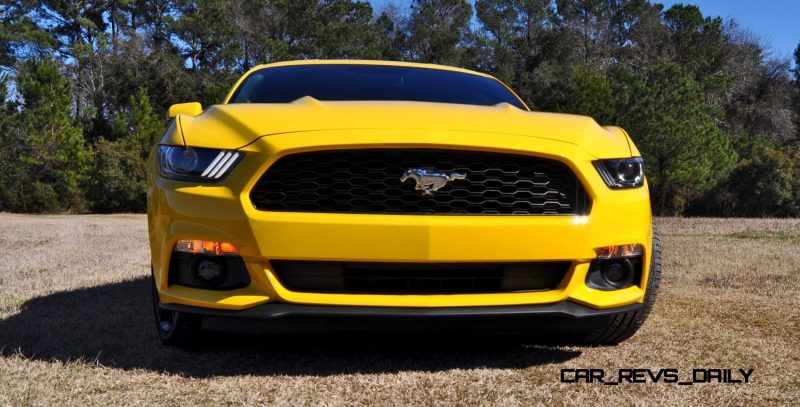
167 102 203 120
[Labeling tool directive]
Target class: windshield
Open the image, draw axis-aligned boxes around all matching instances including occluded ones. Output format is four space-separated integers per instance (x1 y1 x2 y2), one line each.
228 64 527 109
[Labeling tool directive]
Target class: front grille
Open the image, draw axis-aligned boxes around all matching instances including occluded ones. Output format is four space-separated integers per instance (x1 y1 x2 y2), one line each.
272 261 571 294
250 149 589 215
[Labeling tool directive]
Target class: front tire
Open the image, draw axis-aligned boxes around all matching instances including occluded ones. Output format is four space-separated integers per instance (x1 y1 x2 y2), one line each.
151 268 200 347
582 227 662 345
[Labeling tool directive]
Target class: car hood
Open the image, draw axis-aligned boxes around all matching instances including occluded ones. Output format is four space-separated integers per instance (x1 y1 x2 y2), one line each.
173 98 634 158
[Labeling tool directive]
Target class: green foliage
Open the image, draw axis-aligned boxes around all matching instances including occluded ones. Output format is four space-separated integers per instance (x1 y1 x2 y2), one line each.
0 58 86 212
548 64 614 123
173 0 241 71
0 3 58 67
693 143 800 217
474 0 569 100
115 88 163 147
85 89 160 213
663 4 727 86
0 74 14 203
0 0 798 217
221 0 386 67
794 43 800 84
406 0 474 65
726 144 798 217
84 137 149 213
373 12 405 61
794 43 800 140
609 60 738 214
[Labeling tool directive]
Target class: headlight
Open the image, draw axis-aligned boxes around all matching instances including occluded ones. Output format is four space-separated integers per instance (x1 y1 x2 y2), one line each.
157 145 242 182
593 158 644 188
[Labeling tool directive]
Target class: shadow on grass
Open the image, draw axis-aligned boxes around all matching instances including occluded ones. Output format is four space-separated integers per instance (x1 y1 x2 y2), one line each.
0 277 581 377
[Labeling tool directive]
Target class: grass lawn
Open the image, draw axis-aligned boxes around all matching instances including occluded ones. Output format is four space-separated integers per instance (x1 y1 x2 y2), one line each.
0 214 798 405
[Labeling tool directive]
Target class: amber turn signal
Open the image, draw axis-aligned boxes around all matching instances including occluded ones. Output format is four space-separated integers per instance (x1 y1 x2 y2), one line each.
596 244 642 259
174 239 239 256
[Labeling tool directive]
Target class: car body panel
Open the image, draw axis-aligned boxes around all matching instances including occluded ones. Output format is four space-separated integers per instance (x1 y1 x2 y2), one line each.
172 100 633 159
148 59 652 318
149 129 652 311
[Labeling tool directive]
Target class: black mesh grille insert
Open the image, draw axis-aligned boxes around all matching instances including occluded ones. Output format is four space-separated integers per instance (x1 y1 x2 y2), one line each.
272 261 571 294
250 149 589 215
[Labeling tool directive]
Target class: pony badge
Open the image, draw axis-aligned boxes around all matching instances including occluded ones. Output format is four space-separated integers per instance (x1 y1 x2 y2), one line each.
400 168 467 195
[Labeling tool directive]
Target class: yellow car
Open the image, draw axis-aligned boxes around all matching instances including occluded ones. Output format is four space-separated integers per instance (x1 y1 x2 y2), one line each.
148 60 661 346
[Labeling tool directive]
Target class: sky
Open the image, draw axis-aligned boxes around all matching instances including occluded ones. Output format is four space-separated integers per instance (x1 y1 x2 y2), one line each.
367 0 800 63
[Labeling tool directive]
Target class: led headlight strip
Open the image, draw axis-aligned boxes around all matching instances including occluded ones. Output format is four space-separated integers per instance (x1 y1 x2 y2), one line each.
201 151 241 179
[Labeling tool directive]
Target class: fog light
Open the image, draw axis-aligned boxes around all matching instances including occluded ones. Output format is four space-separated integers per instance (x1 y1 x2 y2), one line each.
601 259 633 287
587 246 643 290
195 259 222 282
169 250 250 290
596 244 642 259
175 239 238 256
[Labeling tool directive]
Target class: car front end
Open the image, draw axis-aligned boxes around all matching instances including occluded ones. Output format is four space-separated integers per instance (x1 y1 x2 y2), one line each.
148 60 658 346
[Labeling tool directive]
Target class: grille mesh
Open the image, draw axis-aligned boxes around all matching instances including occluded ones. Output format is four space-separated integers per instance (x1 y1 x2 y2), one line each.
250 149 589 215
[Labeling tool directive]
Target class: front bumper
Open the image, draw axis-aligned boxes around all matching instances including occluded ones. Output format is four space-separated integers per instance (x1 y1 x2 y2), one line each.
162 301 643 334
162 301 643 319
148 129 652 313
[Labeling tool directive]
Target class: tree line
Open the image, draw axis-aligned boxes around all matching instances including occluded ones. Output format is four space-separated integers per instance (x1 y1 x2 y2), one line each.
0 0 798 216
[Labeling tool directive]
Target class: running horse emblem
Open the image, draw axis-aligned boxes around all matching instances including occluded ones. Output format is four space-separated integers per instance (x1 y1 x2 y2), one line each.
400 168 467 195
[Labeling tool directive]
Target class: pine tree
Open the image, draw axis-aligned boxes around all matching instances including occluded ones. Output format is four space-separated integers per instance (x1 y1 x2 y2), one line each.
794 43 800 141
405 0 474 66
4 58 86 212
0 74 17 209
610 60 738 214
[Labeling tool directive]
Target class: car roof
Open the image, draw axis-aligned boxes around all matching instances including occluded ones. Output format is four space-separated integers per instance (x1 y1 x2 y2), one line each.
244 59 495 79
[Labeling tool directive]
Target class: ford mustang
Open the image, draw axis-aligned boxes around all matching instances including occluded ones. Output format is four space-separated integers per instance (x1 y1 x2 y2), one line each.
148 60 661 346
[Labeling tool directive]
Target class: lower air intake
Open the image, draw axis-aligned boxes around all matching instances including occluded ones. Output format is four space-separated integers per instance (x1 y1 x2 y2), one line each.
271 261 571 294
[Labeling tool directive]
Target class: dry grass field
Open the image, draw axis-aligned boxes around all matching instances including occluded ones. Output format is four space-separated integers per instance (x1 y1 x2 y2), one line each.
0 214 798 405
